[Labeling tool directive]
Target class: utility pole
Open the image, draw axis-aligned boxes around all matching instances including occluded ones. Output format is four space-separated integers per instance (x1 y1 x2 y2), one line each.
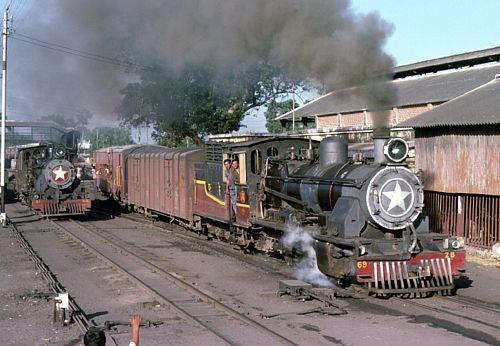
292 83 296 132
0 7 9 227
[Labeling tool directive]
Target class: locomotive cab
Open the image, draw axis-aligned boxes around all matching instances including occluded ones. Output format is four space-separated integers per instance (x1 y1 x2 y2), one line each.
195 138 317 227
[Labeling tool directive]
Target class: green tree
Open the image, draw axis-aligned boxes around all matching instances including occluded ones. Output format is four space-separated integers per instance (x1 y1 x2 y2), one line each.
265 99 296 133
117 64 297 147
89 126 134 153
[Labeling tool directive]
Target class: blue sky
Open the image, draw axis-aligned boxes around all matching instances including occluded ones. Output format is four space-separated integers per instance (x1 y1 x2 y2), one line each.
352 0 500 65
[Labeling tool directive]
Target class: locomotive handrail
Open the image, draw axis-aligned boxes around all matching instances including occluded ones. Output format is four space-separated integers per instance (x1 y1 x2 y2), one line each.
263 157 366 188
262 186 308 207
265 174 361 187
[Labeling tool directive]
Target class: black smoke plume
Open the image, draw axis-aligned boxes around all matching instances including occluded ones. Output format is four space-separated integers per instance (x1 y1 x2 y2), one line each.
10 0 395 123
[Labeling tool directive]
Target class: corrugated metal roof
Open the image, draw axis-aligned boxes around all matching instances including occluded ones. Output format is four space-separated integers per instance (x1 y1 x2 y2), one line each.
393 45 500 78
399 76 500 128
227 136 315 148
276 63 500 120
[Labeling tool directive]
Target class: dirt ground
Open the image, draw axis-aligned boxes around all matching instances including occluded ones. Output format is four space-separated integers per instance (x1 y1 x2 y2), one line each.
0 225 81 345
2 202 499 345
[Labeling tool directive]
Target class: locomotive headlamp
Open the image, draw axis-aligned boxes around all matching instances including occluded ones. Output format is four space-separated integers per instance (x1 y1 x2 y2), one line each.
383 138 409 163
444 237 465 250
54 146 66 158
452 237 465 249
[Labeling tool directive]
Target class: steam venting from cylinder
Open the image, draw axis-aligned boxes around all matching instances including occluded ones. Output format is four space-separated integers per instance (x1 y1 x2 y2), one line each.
319 136 348 167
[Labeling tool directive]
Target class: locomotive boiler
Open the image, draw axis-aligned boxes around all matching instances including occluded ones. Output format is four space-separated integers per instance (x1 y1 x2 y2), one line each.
15 131 91 216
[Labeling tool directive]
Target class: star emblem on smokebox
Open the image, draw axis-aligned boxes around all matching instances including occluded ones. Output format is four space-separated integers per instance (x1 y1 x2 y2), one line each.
381 180 412 215
51 165 70 183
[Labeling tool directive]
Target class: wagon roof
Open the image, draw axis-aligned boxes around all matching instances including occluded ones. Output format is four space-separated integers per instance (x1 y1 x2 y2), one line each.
219 136 318 149
127 145 203 156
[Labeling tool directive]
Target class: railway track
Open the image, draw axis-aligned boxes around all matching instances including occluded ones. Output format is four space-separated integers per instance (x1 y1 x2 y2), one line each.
9 220 91 331
8 218 120 346
440 295 500 316
94 207 287 272
392 296 500 330
90 205 500 343
50 219 298 346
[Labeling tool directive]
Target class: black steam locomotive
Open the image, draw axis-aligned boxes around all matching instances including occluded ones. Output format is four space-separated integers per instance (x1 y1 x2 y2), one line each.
14 130 91 216
262 133 465 294
96 132 466 295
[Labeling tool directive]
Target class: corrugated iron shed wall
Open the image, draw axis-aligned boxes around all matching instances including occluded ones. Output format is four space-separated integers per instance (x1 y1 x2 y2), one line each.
425 191 499 248
415 126 500 195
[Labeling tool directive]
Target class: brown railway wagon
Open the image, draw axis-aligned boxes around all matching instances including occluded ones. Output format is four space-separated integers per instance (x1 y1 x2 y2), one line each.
94 144 139 198
127 147 205 222
94 145 162 200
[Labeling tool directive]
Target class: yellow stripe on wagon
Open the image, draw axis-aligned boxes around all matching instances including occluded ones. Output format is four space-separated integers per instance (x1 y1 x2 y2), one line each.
195 180 250 208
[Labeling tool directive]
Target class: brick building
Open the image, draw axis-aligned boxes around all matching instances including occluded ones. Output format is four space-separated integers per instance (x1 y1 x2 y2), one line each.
275 47 500 140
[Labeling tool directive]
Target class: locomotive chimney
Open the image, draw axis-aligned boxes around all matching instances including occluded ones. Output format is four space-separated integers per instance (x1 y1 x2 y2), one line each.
373 127 390 164
319 136 348 167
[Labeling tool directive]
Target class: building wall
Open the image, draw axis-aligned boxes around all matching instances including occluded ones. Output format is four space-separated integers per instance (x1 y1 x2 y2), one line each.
316 103 438 131
396 104 440 123
425 191 499 248
416 126 500 249
415 127 500 195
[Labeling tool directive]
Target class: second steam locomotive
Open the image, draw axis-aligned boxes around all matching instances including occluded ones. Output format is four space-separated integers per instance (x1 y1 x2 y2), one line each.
95 133 465 295
14 131 91 216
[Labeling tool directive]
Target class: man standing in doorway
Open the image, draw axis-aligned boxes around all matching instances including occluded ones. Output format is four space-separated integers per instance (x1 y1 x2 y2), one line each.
232 158 240 184
224 159 237 221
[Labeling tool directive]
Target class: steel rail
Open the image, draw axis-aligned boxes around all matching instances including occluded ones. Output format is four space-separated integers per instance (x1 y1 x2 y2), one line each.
392 297 500 330
49 219 232 345
80 207 500 337
52 219 297 346
437 295 500 316
8 220 91 333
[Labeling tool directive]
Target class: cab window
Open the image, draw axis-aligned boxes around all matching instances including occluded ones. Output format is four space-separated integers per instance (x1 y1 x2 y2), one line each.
267 147 278 157
222 152 246 185
250 149 262 175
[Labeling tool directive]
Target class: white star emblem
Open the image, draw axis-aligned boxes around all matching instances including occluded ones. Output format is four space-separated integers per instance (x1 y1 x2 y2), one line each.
52 165 68 182
382 181 411 212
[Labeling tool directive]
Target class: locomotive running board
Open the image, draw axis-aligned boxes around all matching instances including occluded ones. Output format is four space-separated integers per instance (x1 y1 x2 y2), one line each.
368 259 454 296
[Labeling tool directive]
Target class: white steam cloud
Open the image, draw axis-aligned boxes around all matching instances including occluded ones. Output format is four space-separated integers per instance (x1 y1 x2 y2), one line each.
282 220 333 286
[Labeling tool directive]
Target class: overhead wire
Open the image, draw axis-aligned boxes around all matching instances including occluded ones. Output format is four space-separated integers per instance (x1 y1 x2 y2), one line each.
9 0 21 17
11 32 151 70
13 0 34 23
8 95 104 116
9 0 24 21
